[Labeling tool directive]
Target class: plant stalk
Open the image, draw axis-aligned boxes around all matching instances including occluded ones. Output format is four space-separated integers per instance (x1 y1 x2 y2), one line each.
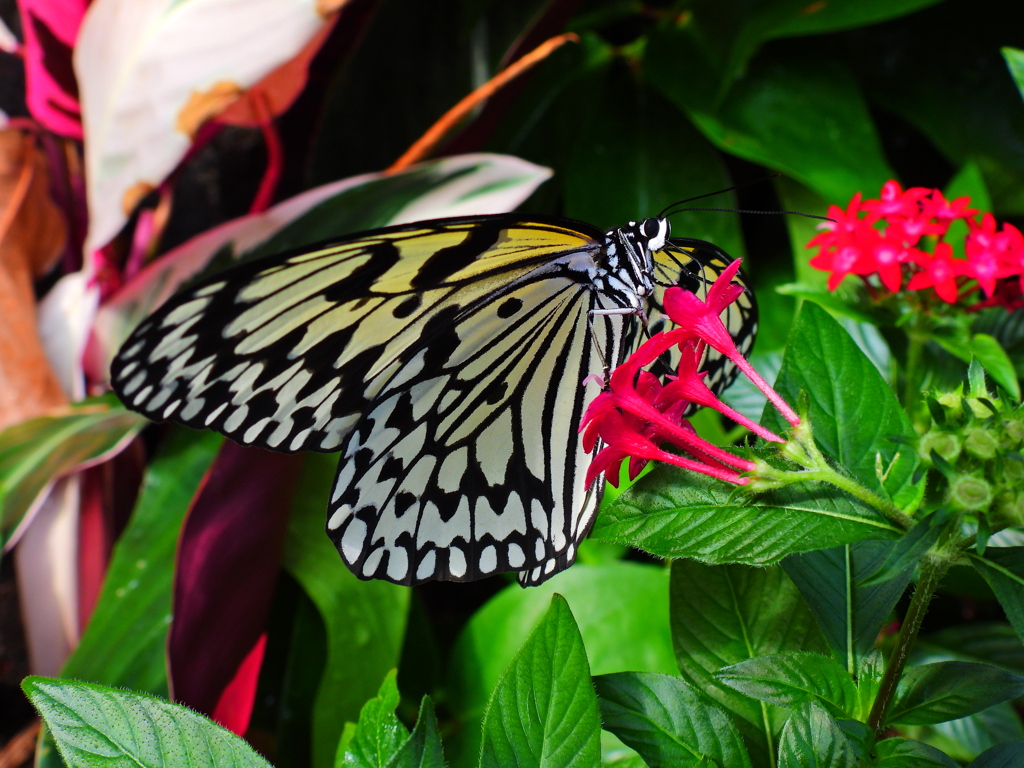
866 554 948 735
903 325 927 415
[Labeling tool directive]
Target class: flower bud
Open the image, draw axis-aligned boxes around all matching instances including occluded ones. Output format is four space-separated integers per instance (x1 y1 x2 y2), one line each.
1001 418 1024 447
1004 457 1024 483
966 397 996 419
936 392 964 423
948 474 994 512
993 492 1024 528
918 430 961 464
964 426 999 460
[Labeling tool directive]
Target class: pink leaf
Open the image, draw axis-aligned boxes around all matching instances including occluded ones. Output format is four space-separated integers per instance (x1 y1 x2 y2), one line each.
18 0 87 139
168 442 302 718
211 633 267 736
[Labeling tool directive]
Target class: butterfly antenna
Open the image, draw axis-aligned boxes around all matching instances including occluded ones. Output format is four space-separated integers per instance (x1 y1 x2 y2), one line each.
669 206 835 223
657 173 782 219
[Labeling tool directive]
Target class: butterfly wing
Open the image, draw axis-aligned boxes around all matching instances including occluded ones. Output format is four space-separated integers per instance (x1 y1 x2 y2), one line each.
111 214 633 586
327 268 637 586
643 237 758 397
111 216 603 454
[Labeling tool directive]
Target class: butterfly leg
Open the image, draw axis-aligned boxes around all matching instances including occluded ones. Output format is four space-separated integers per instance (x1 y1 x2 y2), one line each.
587 305 647 381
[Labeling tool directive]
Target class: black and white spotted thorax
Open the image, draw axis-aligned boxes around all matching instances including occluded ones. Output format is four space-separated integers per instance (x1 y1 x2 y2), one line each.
590 216 671 313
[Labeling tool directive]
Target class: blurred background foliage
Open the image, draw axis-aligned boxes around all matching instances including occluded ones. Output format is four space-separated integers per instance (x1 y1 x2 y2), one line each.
2 0 1024 766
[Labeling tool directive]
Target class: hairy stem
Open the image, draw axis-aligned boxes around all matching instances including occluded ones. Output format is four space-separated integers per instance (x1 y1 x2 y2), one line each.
867 554 949 734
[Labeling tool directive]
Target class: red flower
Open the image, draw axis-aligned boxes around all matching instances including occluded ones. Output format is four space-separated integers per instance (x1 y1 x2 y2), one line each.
906 242 963 303
860 180 930 222
809 181 1023 311
581 258 800 489
920 190 977 228
661 260 801 427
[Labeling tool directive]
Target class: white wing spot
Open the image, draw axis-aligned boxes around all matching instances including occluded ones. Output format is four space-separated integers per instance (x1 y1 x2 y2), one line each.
507 543 525 568
437 448 468 493
362 547 384 577
417 550 436 581
386 548 409 581
342 518 367 561
204 402 228 425
223 405 249 433
132 386 153 406
180 398 206 421
243 417 271 444
123 371 146 396
449 547 467 578
327 504 352 530
479 546 497 574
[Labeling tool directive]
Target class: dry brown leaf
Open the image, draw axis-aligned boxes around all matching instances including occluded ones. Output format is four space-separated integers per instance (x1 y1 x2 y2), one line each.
0 130 69 429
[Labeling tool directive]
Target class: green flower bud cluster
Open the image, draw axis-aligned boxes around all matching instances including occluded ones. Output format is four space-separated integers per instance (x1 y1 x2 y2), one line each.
918 378 1024 526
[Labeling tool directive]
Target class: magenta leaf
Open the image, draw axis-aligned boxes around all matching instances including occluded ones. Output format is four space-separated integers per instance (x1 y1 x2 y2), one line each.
168 441 303 721
18 0 86 138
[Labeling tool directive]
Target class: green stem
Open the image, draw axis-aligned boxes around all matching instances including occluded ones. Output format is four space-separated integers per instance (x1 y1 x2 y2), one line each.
811 463 914 530
903 325 927 414
774 427 915 530
866 554 949 735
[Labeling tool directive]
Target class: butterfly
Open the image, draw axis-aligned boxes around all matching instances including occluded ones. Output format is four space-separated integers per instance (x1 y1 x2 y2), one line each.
110 212 756 586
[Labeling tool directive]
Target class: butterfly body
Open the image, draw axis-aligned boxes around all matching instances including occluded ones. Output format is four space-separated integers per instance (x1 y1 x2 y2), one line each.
111 213 755 586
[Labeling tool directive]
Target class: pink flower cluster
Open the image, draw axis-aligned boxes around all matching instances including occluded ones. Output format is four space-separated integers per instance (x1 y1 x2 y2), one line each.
581 260 799 488
808 180 1024 310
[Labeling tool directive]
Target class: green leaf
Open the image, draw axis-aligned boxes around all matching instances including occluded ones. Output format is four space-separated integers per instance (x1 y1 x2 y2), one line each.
861 509 954 587
916 623 1024 674
970 548 1024 644
969 738 1024 767
874 737 960 767
446 563 675 767
559 61 744 257
0 398 145 543
971 335 1021 401
383 697 444 768
336 671 407 768
765 302 921 508
887 662 1024 726
669 561 827 767
856 652 885 724
849 8 1024 215
784 541 914 674
904 704 1024 763
284 453 410 768
62 427 223 695
708 0 945 90
594 672 752 768
716 652 858 719
594 468 900 564
647 32 893 204
777 702 859 768
23 676 272 768
1004 48 1024 103
479 594 601 768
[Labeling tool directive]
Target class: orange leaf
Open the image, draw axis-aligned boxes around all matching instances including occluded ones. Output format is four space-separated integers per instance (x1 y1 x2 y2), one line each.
216 16 338 128
0 130 69 429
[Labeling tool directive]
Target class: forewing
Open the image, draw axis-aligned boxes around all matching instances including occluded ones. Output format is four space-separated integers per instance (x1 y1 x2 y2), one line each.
326 270 634 586
644 237 758 396
110 216 603 455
